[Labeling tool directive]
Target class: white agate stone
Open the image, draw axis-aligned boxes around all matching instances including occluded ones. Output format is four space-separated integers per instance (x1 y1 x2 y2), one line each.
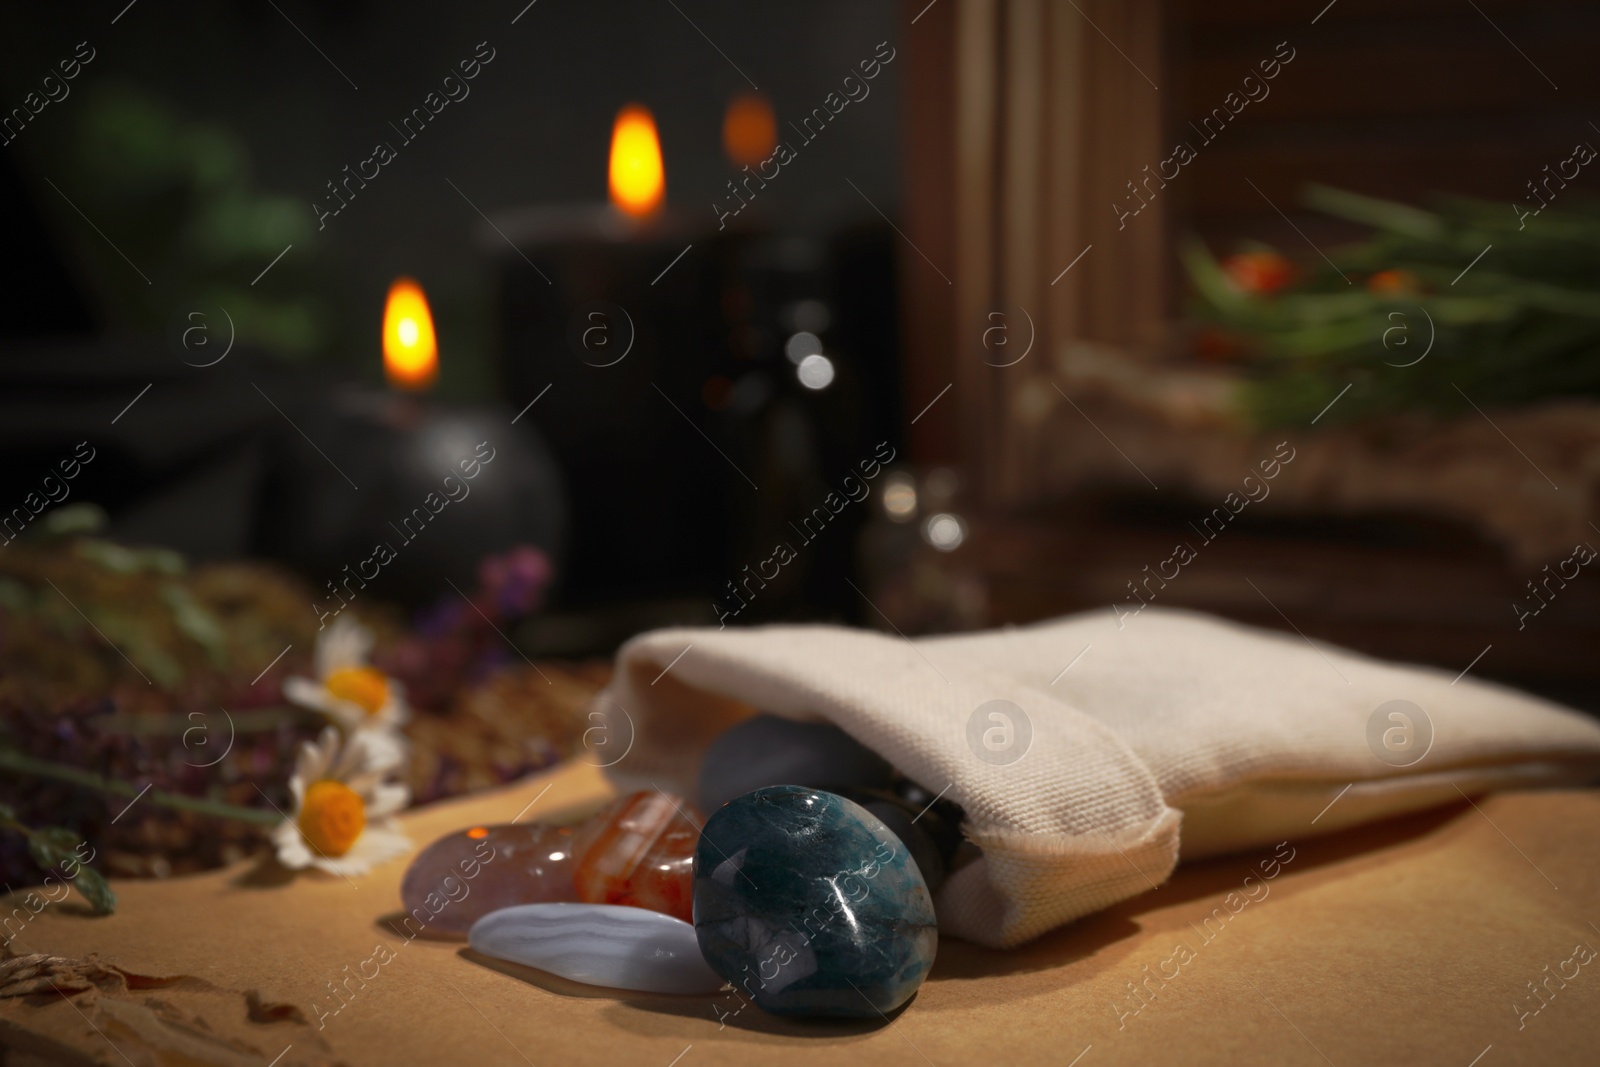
469 903 726 994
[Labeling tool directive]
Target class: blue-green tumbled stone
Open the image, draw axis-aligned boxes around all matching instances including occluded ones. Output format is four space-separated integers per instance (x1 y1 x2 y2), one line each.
692 785 937 1018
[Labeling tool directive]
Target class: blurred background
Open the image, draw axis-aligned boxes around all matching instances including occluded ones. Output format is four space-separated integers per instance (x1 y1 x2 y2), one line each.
3 1 1600 880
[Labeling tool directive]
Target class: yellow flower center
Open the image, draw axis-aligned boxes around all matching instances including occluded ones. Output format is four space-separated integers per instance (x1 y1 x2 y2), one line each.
325 666 389 716
299 780 366 858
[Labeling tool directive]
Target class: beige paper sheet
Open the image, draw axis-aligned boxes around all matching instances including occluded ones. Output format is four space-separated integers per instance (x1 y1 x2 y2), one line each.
2 762 1597 1066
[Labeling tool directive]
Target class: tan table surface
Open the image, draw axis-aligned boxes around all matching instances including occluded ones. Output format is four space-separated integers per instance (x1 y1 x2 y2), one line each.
3 760 1597 1066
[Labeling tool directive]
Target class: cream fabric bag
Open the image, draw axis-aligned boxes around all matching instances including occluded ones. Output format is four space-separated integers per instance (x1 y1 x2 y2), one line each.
598 607 1600 948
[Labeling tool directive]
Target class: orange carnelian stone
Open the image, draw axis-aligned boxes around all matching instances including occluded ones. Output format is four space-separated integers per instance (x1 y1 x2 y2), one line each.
570 791 699 924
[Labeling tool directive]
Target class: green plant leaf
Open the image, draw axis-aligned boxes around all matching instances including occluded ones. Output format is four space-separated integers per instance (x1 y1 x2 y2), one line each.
163 584 229 666
1181 184 1600 427
1180 236 1251 315
1304 184 1444 240
37 503 108 539
26 826 82 871
71 866 118 915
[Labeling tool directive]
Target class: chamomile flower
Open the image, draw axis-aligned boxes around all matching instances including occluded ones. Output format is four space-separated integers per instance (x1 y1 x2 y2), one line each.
271 727 411 877
285 617 409 764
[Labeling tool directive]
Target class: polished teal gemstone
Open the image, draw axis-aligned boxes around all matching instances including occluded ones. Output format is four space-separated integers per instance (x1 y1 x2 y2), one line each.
692 785 938 1018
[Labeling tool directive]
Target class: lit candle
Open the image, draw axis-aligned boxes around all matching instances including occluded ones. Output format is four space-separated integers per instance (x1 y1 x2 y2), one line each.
607 104 666 220
382 277 438 392
722 92 777 168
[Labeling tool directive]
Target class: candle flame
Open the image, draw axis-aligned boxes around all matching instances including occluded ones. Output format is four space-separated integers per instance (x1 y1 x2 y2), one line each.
723 92 777 166
382 277 438 391
608 105 665 217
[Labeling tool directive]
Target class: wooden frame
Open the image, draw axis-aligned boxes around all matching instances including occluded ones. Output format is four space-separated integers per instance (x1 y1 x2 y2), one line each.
901 0 1167 504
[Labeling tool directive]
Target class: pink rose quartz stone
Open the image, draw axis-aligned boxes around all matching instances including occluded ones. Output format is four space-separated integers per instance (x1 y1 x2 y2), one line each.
399 823 577 936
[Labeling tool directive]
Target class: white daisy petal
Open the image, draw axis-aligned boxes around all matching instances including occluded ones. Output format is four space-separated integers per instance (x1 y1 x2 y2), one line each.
368 783 410 818
283 676 328 711
314 727 342 772
346 728 395 775
364 703 398 732
346 769 383 794
356 826 414 864
379 680 410 727
330 733 365 780
353 730 407 774
310 852 372 877
315 617 376 678
289 739 312 784
292 730 327 785
287 679 366 732
273 821 314 870
333 702 372 731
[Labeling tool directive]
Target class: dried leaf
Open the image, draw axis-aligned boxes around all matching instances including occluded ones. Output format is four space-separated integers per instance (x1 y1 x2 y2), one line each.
245 988 307 1024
